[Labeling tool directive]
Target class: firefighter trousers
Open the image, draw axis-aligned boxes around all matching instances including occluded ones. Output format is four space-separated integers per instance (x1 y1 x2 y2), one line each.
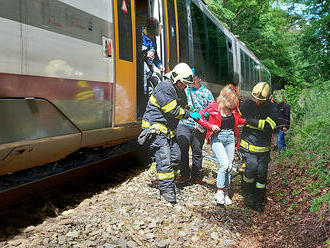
241 151 270 207
149 133 181 194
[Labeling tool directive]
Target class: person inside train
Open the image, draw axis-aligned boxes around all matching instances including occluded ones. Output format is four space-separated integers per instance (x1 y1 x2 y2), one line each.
142 17 165 96
139 63 202 204
176 68 214 185
196 85 246 205
239 82 278 211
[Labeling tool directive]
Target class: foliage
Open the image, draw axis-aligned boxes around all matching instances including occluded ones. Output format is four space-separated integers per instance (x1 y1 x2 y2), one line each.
278 81 330 212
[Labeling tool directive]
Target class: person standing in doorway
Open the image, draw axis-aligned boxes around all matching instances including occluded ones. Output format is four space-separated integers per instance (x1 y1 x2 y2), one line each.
142 18 165 96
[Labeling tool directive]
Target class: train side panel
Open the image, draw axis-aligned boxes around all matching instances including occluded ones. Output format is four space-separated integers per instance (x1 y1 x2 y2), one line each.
0 0 140 175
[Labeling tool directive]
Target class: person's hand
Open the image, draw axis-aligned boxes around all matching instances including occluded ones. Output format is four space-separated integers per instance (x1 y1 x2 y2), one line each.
159 65 165 72
193 76 201 83
188 105 196 111
211 125 220 132
190 111 201 121
147 50 155 58
203 112 210 120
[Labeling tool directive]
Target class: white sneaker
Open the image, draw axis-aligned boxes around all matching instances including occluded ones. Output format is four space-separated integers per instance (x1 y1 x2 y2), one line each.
224 194 232 205
215 191 225 205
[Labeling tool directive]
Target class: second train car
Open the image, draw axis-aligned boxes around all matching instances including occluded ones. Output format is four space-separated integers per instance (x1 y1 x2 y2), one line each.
0 0 270 176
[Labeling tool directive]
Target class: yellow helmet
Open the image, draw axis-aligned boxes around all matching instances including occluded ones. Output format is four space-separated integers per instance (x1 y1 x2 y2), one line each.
252 82 271 101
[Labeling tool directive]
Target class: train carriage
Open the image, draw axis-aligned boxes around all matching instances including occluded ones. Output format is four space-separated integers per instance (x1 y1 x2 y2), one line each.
0 0 270 176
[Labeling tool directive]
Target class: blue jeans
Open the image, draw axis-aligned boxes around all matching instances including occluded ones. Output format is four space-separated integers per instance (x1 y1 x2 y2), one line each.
211 129 235 189
278 130 286 151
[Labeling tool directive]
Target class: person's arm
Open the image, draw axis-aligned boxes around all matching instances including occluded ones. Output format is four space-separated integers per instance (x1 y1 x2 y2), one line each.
245 116 276 132
197 104 216 130
242 100 276 131
154 52 163 68
152 85 190 120
233 109 246 125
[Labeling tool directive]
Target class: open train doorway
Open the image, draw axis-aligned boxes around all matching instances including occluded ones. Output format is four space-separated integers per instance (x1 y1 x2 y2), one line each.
135 0 166 118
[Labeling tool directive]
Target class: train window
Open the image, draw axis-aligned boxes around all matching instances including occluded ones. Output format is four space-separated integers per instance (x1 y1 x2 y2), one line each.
206 19 220 84
227 39 234 82
191 3 208 79
245 52 250 89
167 0 178 69
227 40 232 50
252 61 257 86
248 57 253 89
218 30 229 84
254 62 259 84
177 0 189 64
240 51 246 90
117 0 133 61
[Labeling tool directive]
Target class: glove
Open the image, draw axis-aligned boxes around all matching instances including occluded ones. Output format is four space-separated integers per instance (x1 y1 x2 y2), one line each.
188 105 196 112
203 112 210 120
190 111 201 121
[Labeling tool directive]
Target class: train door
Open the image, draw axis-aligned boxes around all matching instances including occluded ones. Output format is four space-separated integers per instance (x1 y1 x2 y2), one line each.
164 0 179 71
113 0 137 124
135 0 166 118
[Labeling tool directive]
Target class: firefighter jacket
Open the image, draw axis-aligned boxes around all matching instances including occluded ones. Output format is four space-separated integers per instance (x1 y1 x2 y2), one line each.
239 99 278 153
197 101 246 149
142 78 190 138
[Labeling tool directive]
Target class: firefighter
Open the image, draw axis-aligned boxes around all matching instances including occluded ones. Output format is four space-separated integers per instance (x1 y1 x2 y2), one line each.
141 63 201 204
239 82 278 211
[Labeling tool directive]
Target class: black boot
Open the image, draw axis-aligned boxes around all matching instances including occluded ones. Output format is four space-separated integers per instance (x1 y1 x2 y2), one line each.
241 178 255 208
160 190 177 204
254 188 266 212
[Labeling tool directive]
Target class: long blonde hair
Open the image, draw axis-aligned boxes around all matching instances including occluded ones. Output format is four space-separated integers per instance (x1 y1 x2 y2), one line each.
216 85 239 111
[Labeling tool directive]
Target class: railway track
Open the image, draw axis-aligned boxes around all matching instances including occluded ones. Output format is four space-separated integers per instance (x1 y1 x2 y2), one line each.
0 140 147 211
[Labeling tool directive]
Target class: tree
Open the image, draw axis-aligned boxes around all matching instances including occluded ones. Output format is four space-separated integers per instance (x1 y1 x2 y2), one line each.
204 0 329 88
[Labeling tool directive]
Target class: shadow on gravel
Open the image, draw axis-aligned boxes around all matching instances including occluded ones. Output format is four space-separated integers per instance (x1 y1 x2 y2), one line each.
0 154 148 242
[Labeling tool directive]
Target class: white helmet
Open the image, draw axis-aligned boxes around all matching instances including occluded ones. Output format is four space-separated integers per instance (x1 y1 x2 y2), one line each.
169 63 194 84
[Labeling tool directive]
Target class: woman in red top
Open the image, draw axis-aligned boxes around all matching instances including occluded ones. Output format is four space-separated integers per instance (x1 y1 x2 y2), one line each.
198 85 245 205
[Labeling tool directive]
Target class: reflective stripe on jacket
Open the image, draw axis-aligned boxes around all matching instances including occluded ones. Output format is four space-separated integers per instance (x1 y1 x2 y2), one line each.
239 99 278 151
142 78 190 134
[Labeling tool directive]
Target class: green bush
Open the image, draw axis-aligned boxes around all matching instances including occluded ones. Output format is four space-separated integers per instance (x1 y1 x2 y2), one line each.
281 81 330 212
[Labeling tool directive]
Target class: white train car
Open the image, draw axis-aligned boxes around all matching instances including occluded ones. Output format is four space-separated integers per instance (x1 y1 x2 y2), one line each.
0 0 270 176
